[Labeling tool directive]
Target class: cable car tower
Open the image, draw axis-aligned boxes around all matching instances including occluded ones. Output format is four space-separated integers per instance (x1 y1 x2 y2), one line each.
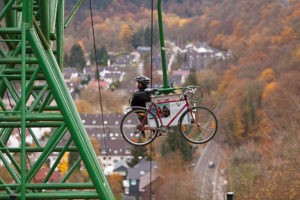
0 0 114 199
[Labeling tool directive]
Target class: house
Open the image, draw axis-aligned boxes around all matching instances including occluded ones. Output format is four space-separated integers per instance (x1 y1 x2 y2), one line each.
35 167 62 183
63 67 78 81
79 114 133 175
136 46 150 55
88 80 109 90
139 168 163 200
99 66 126 85
113 159 129 178
113 54 135 67
124 159 157 198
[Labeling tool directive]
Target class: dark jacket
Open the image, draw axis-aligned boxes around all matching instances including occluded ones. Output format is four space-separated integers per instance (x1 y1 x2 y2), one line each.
131 88 151 108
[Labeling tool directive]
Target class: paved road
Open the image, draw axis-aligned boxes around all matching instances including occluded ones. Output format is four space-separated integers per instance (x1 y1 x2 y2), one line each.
193 140 225 200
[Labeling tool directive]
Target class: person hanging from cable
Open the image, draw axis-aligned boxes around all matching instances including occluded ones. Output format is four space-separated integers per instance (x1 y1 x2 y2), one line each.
131 75 151 108
130 75 151 138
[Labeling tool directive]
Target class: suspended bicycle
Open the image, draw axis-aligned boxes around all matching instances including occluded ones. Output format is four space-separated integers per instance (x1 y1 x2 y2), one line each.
120 86 218 146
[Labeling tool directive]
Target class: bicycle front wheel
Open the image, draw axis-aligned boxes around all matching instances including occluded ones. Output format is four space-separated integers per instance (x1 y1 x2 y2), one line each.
179 106 218 144
120 107 158 146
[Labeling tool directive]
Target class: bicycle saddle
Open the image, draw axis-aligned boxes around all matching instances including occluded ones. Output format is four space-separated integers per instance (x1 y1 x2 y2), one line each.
145 88 158 95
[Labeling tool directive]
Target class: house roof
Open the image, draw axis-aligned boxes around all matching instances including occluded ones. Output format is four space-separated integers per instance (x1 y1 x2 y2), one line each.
127 159 157 180
80 113 123 126
113 159 129 171
88 80 108 88
35 167 62 183
139 168 161 191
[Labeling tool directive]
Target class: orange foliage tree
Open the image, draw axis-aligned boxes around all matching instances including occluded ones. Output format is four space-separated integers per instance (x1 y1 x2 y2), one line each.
119 24 134 49
107 173 123 196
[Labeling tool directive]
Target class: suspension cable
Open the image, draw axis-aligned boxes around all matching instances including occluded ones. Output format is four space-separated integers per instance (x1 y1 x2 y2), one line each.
149 0 154 198
88 0 110 183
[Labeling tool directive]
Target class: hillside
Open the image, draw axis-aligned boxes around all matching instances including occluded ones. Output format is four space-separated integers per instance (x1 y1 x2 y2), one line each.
64 0 300 199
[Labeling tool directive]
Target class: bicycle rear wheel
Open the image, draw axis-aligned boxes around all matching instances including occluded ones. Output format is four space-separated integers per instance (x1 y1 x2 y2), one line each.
179 106 217 144
120 107 158 146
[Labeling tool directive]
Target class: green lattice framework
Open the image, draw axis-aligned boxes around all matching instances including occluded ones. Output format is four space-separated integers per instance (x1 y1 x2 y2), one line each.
0 0 114 199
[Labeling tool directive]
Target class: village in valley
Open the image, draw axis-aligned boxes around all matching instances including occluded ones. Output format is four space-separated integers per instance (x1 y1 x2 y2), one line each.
1 40 231 198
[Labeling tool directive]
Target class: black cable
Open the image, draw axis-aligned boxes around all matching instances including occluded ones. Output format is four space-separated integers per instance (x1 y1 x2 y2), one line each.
150 0 154 88
88 0 111 184
149 0 154 199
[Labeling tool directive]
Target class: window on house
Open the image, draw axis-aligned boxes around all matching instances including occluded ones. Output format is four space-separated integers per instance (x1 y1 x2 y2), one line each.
131 180 137 185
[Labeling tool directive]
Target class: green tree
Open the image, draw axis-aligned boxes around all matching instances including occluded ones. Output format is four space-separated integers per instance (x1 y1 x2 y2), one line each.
90 46 109 66
127 144 149 168
144 26 151 46
63 53 69 67
132 27 144 48
69 44 86 72
172 52 185 70
162 127 193 161
184 68 198 86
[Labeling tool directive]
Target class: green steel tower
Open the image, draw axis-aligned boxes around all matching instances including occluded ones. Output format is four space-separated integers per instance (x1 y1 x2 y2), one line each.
0 0 114 199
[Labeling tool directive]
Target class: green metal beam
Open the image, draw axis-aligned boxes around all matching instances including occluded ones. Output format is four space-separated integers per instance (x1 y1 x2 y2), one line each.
0 57 39 64
20 20 27 200
61 157 82 183
0 191 102 199
0 151 20 183
25 125 67 183
39 0 50 43
0 121 65 127
56 0 64 70
0 146 78 152
0 140 21 172
64 0 84 28
0 113 64 121
43 138 72 183
27 28 114 200
158 0 169 89
1 65 41 144
0 183 95 190
0 0 16 22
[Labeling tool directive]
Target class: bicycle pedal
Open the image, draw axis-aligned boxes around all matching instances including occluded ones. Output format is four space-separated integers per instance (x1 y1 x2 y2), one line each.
157 132 163 137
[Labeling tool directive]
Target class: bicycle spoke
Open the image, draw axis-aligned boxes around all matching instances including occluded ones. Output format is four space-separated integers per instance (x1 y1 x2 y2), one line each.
179 106 217 144
121 108 158 146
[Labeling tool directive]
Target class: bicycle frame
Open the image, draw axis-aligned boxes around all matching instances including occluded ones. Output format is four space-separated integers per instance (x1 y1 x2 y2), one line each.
138 95 199 131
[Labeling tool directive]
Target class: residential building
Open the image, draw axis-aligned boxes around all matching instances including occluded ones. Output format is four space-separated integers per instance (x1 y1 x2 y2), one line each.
123 159 157 198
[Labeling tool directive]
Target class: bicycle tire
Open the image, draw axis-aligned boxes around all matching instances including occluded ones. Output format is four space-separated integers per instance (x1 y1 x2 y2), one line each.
120 107 158 146
188 87 203 105
179 106 218 144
